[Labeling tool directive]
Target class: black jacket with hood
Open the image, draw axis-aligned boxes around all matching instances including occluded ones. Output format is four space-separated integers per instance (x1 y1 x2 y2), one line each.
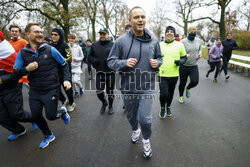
88 37 114 72
50 28 72 81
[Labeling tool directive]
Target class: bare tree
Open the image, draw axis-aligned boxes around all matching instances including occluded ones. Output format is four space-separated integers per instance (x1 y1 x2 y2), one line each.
0 1 25 31
148 0 168 39
167 0 216 35
4 0 82 41
237 0 250 31
81 0 101 42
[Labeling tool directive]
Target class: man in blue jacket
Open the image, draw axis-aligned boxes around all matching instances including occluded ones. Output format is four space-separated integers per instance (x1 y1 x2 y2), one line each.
14 23 71 149
107 6 163 159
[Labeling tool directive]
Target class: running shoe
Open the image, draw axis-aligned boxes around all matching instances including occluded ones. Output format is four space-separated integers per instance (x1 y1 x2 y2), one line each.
142 139 152 159
179 96 184 103
100 101 108 114
213 79 217 83
206 72 209 78
131 128 141 144
68 102 76 112
167 108 172 117
80 87 84 95
60 107 70 124
107 106 114 115
32 123 38 130
39 133 55 149
74 92 79 97
8 129 26 141
226 75 230 80
186 89 190 98
159 109 166 119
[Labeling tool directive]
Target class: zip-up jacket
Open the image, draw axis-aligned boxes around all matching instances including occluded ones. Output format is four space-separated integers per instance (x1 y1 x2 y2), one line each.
13 43 70 92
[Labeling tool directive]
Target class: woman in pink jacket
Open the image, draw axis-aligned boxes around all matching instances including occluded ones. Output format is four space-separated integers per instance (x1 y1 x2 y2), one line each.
206 37 223 83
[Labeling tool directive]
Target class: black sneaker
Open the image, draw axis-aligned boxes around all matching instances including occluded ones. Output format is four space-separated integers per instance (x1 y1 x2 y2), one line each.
206 72 209 78
107 106 114 115
226 75 230 79
159 109 166 119
167 108 172 117
100 101 108 114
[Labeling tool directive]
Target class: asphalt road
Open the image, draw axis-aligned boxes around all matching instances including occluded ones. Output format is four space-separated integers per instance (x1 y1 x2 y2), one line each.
0 58 250 167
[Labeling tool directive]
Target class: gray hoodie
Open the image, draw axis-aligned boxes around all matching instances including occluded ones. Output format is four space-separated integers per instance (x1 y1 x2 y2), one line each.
107 28 163 94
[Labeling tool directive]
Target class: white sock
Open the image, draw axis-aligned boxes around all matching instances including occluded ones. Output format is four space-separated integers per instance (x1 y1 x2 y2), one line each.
142 138 149 144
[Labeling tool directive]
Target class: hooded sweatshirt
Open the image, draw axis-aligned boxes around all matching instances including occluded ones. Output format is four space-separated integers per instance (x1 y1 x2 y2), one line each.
50 28 72 81
107 28 163 94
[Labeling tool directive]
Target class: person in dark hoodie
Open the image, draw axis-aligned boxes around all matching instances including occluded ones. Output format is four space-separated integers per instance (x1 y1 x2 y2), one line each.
220 32 238 79
51 28 76 112
107 6 163 159
88 28 115 115
0 30 37 141
13 23 71 149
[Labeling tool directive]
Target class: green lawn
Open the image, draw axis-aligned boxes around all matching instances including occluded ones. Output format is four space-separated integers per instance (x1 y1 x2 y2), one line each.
202 48 250 65
232 50 250 57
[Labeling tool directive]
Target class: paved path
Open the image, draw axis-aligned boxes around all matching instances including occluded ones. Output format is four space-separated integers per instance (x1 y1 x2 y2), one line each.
0 58 250 167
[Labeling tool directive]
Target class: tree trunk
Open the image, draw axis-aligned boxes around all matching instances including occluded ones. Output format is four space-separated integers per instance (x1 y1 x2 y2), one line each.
184 21 188 35
91 19 96 42
219 3 226 39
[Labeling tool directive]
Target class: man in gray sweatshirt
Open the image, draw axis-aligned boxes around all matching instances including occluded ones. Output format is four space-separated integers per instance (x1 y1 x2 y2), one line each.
107 6 162 159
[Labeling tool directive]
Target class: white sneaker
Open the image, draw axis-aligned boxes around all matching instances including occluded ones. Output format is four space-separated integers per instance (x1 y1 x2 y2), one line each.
142 139 152 159
131 128 141 144
67 102 76 112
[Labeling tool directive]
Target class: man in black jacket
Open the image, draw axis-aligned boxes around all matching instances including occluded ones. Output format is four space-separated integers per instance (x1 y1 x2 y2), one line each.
88 28 115 115
14 23 71 149
51 28 76 112
220 32 238 79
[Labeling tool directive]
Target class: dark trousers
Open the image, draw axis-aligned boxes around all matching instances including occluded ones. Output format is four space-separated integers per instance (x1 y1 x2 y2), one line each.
207 62 221 79
159 77 178 108
220 54 231 76
96 72 115 106
0 88 33 134
179 65 199 97
87 61 92 76
29 88 63 136
59 83 74 105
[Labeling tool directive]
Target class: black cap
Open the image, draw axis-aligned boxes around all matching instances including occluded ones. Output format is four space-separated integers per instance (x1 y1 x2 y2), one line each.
86 39 92 43
165 26 176 35
98 28 109 34
125 23 131 30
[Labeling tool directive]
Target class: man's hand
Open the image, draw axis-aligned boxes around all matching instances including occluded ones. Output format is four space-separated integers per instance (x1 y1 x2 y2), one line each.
0 78 2 84
26 62 38 71
72 57 76 62
186 54 190 58
63 81 71 90
196 54 201 60
127 58 138 68
150 59 158 68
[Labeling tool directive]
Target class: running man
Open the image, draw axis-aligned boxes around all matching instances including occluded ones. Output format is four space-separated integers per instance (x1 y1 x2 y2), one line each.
13 23 71 149
178 26 202 103
107 6 162 159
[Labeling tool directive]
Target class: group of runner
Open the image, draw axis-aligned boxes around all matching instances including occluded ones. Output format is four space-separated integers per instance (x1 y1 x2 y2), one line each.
0 6 238 159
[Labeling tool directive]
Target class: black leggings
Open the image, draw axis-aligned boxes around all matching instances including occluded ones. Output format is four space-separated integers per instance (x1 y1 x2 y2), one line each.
220 54 231 76
207 62 221 79
96 72 116 106
179 65 199 97
159 77 178 108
